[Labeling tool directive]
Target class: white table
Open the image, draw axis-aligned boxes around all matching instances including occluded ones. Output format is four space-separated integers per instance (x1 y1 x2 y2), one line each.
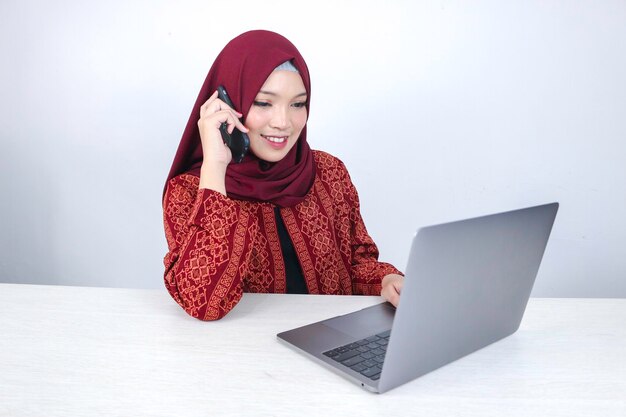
1 283 625 417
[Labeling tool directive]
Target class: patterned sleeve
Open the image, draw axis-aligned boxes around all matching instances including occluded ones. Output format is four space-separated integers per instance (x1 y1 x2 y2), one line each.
339 161 403 295
162 174 255 320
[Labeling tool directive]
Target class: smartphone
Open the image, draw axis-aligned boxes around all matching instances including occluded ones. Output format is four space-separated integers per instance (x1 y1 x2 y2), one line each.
217 85 250 163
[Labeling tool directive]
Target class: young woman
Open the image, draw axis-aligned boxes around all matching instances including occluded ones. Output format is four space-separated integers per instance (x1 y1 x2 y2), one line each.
163 30 403 320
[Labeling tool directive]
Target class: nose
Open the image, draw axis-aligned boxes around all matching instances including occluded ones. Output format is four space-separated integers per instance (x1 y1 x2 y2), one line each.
269 105 290 130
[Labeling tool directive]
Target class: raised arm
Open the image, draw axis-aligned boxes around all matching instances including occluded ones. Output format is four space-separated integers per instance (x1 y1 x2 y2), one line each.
163 174 255 320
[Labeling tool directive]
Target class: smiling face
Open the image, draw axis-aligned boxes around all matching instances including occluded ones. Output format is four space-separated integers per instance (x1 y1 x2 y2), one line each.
244 70 308 162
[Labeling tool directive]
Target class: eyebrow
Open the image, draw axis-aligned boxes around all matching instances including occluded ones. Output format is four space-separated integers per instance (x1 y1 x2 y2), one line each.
258 90 308 98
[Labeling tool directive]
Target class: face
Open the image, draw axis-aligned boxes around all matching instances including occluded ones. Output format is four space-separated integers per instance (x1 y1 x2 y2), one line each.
244 70 308 162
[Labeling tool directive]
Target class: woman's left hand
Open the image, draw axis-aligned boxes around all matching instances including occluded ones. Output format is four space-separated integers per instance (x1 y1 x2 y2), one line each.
381 274 404 307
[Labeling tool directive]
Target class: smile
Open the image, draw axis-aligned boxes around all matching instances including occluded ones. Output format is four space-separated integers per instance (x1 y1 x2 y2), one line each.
262 135 288 143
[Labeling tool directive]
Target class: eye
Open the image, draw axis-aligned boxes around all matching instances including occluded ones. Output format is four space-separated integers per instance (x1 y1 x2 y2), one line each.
292 102 307 108
253 101 271 107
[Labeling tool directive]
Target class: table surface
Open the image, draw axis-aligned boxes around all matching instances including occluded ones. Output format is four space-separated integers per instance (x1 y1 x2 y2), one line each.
1 283 625 417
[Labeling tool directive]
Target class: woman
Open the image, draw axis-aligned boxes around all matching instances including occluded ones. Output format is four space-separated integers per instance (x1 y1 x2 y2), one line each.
163 30 403 320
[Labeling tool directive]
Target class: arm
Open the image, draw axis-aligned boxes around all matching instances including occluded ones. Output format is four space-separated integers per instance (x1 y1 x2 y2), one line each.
337 161 404 297
163 174 255 320
349 201 404 297
162 90 254 320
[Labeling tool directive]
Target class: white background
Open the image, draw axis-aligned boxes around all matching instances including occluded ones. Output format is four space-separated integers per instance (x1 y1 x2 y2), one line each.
1 0 624 297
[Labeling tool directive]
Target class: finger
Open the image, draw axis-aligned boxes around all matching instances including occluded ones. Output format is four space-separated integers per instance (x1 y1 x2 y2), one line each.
388 290 400 307
228 116 249 133
391 294 400 307
200 108 237 125
382 286 400 307
200 91 219 118
212 109 248 133
391 282 402 305
210 97 240 114
392 285 401 304
201 99 245 124
200 93 243 120
210 110 249 134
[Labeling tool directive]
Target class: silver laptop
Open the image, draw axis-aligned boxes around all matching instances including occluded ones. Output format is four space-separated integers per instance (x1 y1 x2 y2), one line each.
277 202 558 393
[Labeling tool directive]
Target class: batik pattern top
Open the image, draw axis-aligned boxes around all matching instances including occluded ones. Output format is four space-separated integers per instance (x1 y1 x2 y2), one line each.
163 151 401 320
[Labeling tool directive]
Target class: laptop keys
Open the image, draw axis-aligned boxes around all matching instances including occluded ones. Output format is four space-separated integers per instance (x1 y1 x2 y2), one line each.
360 351 375 359
342 355 366 367
322 330 391 381
351 363 368 373
361 359 377 368
362 366 382 378
371 348 386 356
378 330 391 338
333 349 361 363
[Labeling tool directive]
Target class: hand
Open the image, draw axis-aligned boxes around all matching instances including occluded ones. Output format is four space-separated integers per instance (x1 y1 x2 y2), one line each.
197 90 249 192
381 274 404 307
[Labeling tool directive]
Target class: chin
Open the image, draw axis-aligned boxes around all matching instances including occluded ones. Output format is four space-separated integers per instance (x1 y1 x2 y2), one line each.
254 151 288 163
250 142 297 163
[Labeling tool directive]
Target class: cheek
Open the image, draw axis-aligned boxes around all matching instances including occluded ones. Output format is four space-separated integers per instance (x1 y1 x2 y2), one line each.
245 111 266 133
293 111 308 132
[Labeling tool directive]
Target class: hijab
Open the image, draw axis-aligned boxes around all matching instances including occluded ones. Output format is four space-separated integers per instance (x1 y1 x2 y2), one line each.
164 30 316 207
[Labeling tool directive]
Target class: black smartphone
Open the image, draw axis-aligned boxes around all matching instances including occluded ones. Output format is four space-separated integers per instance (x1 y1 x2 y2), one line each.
217 85 250 163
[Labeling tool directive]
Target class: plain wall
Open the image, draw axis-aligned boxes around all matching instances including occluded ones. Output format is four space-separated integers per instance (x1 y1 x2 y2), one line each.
1 0 625 297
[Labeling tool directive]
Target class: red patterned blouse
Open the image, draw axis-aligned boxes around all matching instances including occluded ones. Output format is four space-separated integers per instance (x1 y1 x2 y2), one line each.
162 151 402 320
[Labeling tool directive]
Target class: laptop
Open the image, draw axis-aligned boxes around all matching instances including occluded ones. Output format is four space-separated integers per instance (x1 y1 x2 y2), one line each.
277 202 559 393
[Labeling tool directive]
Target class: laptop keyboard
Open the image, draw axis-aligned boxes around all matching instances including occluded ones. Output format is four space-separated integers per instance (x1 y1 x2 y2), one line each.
322 330 391 381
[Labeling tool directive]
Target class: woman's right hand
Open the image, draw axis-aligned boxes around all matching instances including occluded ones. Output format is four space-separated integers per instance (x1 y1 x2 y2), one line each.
197 90 249 193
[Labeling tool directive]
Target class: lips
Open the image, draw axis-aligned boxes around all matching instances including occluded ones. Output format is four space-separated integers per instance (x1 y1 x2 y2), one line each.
262 134 289 149
263 135 287 143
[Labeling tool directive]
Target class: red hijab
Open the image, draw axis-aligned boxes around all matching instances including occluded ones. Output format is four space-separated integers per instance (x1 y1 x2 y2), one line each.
165 30 316 207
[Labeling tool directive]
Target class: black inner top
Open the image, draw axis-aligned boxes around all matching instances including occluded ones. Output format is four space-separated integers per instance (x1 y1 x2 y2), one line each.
274 207 308 294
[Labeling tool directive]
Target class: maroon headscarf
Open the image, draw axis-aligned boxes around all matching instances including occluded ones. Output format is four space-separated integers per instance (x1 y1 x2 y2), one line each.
164 30 316 207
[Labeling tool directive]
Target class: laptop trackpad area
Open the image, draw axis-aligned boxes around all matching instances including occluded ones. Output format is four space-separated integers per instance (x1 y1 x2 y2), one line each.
323 302 395 339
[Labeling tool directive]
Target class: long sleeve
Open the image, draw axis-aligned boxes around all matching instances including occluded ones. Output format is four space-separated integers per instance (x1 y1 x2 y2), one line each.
340 163 403 295
163 174 256 320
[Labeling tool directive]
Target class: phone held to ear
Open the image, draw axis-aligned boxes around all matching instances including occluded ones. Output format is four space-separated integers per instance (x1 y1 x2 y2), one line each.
217 85 250 163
